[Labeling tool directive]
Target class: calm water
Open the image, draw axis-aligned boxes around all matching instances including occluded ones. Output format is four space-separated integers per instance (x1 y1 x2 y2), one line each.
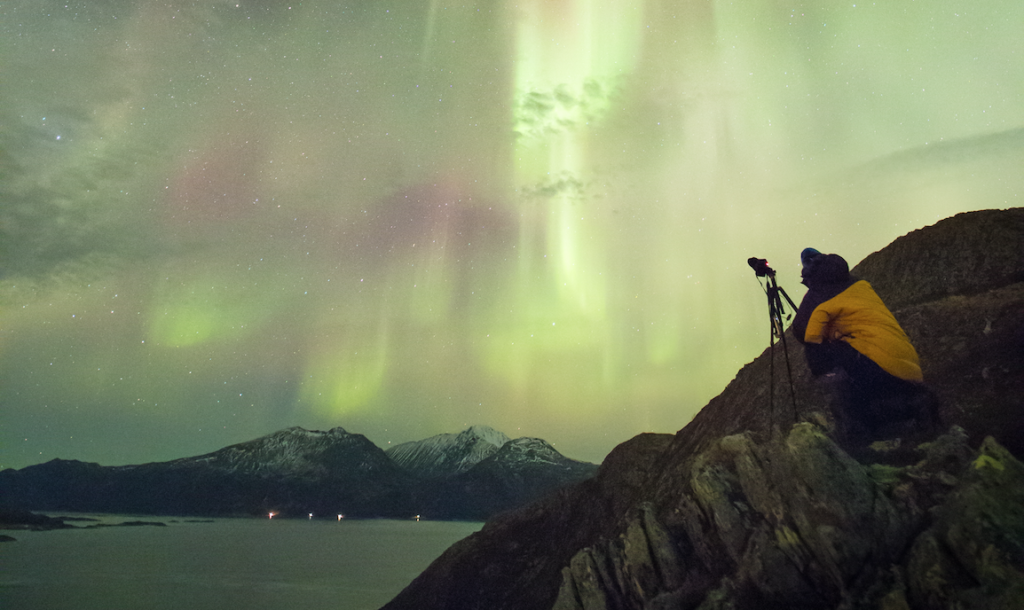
0 515 481 610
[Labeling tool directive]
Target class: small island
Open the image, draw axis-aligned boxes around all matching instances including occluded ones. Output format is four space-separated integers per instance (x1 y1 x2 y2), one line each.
0 509 167 539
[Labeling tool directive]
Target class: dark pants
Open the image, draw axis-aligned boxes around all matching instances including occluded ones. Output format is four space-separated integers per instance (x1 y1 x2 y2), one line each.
805 341 935 438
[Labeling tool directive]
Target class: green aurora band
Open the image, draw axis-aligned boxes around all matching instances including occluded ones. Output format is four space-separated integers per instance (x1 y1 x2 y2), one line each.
1 0 1022 469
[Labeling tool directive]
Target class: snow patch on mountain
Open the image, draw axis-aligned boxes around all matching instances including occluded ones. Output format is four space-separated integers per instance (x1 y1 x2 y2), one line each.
386 425 511 477
488 437 562 466
163 426 389 477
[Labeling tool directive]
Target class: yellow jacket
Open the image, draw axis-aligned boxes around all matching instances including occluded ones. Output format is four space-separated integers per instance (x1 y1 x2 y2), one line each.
803 280 924 382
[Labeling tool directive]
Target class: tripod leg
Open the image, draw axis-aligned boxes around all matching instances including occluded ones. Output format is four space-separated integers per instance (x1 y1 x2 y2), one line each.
767 292 775 436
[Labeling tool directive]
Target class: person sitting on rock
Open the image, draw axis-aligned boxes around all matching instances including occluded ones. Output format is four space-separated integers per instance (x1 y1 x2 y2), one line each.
790 248 936 442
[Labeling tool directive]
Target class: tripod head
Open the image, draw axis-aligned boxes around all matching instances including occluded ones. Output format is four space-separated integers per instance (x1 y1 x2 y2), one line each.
748 255 797 331
747 257 776 278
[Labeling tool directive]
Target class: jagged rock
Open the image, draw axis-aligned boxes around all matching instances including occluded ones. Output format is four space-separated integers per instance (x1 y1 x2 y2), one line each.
554 427 1023 610
639 425 916 608
906 437 1024 609
379 208 1024 610
551 504 688 610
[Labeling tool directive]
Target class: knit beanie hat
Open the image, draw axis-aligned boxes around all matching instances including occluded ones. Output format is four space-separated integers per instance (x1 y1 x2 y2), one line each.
802 253 851 288
800 248 821 275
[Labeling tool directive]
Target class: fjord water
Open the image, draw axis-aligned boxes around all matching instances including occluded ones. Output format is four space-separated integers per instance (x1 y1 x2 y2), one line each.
0 516 482 610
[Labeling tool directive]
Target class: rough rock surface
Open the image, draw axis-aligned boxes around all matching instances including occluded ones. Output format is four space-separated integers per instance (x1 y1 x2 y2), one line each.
548 426 1024 610
852 208 1024 310
381 208 1024 610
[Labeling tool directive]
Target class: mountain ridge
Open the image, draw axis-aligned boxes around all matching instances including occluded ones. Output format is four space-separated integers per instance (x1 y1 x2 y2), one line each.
415 436 601 521
154 426 395 478
386 425 513 478
0 424 596 520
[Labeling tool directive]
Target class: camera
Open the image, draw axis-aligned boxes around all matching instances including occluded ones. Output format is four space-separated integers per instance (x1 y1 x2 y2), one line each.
747 257 774 278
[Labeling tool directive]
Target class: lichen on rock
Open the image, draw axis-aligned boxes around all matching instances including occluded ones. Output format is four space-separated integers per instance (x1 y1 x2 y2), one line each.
552 427 1024 610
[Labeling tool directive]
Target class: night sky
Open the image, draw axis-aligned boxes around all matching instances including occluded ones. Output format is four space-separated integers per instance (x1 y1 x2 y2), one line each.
2 0 1022 470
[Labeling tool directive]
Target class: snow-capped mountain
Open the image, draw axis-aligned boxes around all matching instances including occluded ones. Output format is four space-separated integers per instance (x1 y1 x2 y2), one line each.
0 425 597 520
0 427 414 518
158 426 396 478
486 437 569 467
386 425 511 478
416 436 600 520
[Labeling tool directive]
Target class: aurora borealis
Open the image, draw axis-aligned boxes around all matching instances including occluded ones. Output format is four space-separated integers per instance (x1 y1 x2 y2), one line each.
2 0 1022 470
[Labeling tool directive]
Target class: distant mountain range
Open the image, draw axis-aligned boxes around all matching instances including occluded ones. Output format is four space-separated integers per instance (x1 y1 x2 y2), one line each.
0 425 597 521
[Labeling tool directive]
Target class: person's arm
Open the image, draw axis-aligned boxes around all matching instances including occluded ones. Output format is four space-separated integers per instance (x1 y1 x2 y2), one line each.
803 304 834 344
791 289 824 344
801 302 841 376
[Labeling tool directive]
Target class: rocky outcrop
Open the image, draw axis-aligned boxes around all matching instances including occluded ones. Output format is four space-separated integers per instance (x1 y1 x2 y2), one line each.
550 426 1024 610
552 504 689 610
852 208 1024 310
381 208 1024 610
906 437 1024 609
387 428 1024 610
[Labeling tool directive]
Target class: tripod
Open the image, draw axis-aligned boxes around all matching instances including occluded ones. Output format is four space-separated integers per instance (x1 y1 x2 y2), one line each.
748 258 799 437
